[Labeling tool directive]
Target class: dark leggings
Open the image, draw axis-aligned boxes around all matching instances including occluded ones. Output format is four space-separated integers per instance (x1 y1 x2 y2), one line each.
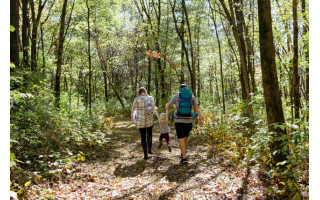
139 125 153 154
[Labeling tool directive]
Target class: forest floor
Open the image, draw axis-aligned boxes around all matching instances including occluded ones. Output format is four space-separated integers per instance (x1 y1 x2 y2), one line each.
27 117 269 200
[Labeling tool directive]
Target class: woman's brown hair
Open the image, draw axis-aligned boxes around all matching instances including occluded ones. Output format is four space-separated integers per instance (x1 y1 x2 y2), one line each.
138 87 147 95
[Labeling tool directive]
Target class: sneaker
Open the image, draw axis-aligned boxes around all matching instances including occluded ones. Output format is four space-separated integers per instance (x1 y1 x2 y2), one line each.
158 143 162 149
168 146 172 152
180 157 188 163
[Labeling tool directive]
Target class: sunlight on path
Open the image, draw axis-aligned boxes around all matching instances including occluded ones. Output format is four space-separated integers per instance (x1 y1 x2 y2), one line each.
27 118 266 199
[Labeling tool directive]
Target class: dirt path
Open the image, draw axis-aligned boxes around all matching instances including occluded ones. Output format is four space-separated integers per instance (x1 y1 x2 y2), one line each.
27 118 267 199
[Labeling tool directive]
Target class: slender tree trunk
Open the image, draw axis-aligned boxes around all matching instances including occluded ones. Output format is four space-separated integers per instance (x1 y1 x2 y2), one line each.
209 1 225 114
302 0 309 121
54 0 68 108
146 31 151 93
257 0 287 163
233 0 253 120
293 0 300 119
219 0 253 121
170 0 195 94
182 0 196 96
93 35 108 103
22 0 29 69
164 3 169 97
30 0 46 72
95 36 125 109
214 61 220 104
86 0 92 116
40 25 46 74
180 8 185 84
10 0 19 69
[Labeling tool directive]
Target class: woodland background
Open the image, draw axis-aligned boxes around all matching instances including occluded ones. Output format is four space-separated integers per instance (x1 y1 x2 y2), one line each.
5 0 316 199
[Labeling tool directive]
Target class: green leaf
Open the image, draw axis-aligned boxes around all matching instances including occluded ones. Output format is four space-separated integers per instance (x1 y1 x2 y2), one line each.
10 25 15 32
24 181 31 187
10 153 15 161
10 62 15 68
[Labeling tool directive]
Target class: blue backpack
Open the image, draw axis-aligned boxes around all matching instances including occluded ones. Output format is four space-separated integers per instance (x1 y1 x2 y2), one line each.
175 88 197 118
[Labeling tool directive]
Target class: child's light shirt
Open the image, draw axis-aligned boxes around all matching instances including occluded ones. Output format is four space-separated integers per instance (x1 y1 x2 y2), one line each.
156 109 170 134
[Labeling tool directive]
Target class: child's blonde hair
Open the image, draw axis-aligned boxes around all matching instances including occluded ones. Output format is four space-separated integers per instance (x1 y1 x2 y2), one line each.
159 113 167 125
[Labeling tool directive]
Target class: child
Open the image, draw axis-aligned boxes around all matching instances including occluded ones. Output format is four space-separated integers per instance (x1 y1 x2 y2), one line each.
155 107 171 152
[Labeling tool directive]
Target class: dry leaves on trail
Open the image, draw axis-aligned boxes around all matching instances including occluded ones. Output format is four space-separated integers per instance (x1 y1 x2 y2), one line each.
27 119 268 200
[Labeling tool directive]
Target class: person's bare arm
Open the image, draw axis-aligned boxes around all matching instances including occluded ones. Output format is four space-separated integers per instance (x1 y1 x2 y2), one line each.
165 103 171 109
132 99 137 123
194 104 203 127
155 107 160 120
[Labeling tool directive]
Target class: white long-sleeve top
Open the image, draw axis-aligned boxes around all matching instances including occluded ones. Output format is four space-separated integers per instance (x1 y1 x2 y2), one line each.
156 109 170 134
131 94 155 128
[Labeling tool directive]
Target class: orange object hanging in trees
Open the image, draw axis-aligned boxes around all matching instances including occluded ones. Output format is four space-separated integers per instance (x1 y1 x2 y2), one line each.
145 50 178 69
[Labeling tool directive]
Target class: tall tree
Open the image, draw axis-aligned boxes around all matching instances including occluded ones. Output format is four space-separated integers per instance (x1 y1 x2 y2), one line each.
10 0 19 68
257 0 287 163
209 1 225 114
170 0 196 94
21 0 30 69
86 0 92 116
301 0 309 121
292 0 300 119
181 0 196 96
218 0 253 121
54 0 68 108
30 0 47 72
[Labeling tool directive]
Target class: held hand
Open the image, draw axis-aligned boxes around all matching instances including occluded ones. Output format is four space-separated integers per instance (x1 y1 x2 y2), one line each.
132 119 136 123
199 119 203 127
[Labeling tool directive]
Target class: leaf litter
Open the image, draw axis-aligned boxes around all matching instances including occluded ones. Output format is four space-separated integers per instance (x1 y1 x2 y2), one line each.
27 118 269 199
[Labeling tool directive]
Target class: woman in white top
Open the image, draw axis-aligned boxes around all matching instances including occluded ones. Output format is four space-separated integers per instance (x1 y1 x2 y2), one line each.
131 87 155 160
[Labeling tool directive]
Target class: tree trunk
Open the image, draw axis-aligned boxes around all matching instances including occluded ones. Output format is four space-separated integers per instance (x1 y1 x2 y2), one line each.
181 0 196 96
93 35 108 103
209 1 225 114
30 0 46 72
54 0 68 108
302 0 309 121
257 0 287 163
22 0 29 69
86 0 92 116
147 31 151 93
214 61 220 104
40 25 46 74
180 8 185 84
10 0 19 69
219 0 253 121
293 0 300 119
170 0 195 94
94 35 125 109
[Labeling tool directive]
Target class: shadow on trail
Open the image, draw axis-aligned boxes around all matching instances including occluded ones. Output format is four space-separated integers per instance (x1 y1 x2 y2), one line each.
162 162 200 183
158 159 225 200
113 160 147 177
83 118 141 163
237 166 251 200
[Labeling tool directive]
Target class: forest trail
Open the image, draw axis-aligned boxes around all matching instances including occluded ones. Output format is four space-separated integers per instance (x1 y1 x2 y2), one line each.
27 117 267 199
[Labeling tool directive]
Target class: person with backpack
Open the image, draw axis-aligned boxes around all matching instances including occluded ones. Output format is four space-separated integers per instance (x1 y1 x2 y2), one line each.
165 84 203 163
132 87 155 160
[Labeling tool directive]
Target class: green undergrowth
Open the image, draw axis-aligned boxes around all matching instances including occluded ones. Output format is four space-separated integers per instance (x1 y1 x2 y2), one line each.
10 88 117 198
197 101 309 199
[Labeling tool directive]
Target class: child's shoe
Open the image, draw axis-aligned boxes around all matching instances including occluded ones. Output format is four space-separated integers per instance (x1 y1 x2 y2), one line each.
168 146 171 152
180 157 188 164
158 143 162 149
